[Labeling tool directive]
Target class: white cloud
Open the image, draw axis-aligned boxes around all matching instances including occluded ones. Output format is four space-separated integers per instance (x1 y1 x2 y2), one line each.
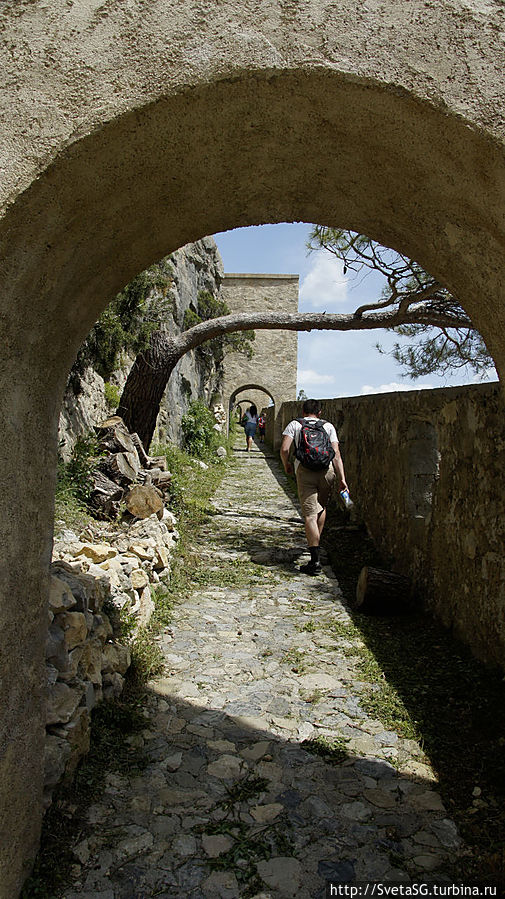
299 253 349 308
298 369 336 386
360 381 434 395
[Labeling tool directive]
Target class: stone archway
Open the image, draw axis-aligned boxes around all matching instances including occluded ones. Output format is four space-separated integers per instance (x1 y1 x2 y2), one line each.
230 384 277 446
2 2 505 892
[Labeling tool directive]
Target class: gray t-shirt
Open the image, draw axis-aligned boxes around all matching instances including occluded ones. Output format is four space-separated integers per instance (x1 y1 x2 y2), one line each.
282 417 338 471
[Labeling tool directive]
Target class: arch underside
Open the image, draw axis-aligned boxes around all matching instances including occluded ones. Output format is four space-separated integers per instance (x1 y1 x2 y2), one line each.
1 68 505 391
230 384 276 406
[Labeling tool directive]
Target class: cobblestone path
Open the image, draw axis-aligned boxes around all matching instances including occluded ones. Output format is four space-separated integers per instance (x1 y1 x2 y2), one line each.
64 442 462 899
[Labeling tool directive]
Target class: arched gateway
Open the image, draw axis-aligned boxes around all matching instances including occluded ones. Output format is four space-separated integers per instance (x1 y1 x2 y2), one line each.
1 2 505 892
221 273 298 444
231 384 277 444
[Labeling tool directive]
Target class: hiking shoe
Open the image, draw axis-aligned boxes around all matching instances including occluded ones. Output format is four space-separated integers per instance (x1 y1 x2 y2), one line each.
299 561 322 576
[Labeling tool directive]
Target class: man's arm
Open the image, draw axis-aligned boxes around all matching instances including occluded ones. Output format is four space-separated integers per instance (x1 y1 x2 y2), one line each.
332 442 348 491
280 435 294 475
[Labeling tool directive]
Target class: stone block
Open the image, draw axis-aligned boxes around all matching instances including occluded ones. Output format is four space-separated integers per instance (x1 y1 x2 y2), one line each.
101 642 131 675
75 543 118 564
78 639 103 686
49 575 77 613
46 682 83 726
130 567 149 590
103 672 125 700
44 734 71 795
138 585 155 627
60 611 88 650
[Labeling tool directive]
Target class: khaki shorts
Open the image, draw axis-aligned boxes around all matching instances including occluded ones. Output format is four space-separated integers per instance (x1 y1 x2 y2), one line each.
296 464 336 517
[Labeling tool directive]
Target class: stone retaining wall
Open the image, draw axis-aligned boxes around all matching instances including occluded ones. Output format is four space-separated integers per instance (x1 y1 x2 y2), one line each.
45 563 130 809
281 383 505 669
45 508 180 807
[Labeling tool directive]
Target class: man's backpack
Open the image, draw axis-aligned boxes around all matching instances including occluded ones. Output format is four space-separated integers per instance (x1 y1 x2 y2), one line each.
294 418 335 471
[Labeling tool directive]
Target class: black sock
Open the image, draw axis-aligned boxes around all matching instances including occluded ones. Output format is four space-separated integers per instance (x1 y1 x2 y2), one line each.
309 546 320 564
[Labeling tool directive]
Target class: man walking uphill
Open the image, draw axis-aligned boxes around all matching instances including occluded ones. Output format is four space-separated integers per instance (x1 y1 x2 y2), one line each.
280 399 349 575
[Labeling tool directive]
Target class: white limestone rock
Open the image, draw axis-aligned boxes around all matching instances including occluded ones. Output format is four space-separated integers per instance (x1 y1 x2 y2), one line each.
60 611 88 650
101 642 131 675
49 576 77 613
75 543 118 564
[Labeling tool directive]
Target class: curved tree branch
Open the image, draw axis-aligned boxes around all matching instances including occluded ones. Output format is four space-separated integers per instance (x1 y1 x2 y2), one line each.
118 301 474 450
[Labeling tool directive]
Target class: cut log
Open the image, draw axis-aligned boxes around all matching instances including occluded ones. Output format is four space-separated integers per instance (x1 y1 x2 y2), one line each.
96 415 129 433
147 455 168 472
124 484 164 520
149 468 173 488
89 470 124 517
355 566 411 614
99 426 139 459
103 451 140 485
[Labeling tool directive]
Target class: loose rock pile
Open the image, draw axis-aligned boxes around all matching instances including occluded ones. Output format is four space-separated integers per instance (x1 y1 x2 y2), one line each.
212 403 226 433
46 417 181 807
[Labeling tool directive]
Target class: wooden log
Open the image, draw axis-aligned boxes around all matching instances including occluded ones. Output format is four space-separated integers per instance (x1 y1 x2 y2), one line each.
149 468 173 487
98 425 139 458
103 451 140 485
355 566 411 614
89 470 124 518
124 484 164 520
147 454 168 472
95 415 129 433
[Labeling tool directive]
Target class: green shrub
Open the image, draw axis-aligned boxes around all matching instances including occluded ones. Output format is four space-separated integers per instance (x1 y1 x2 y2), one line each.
104 381 121 410
181 400 220 459
55 434 105 531
59 435 103 504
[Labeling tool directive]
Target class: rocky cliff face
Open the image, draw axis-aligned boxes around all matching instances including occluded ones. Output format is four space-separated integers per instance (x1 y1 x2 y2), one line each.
59 237 224 456
155 237 224 446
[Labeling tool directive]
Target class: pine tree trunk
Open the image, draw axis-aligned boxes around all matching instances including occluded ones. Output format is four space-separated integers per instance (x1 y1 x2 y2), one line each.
117 331 179 452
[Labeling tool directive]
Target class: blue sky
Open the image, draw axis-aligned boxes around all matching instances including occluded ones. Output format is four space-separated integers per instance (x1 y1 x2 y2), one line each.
214 223 497 399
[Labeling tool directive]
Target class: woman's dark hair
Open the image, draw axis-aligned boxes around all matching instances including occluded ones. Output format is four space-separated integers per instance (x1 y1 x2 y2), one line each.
302 398 321 415
250 404 257 416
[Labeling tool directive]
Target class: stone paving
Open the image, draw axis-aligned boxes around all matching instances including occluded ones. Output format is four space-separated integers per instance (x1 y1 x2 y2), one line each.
63 441 463 899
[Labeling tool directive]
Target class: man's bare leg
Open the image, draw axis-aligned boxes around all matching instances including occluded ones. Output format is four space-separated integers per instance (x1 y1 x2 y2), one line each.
304 514 320 547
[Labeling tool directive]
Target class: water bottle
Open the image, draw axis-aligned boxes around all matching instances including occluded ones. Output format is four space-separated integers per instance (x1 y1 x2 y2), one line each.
339 488 354 510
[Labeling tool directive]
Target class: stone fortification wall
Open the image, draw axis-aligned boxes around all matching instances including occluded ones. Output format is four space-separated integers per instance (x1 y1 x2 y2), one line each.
281 383 505 669
59 238 224 458
221 274 298 446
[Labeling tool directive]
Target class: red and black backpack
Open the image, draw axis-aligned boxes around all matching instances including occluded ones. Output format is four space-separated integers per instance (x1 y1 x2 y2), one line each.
294 418 335 471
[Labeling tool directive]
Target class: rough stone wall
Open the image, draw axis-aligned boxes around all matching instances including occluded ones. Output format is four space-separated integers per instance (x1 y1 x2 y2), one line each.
281 383 505 669
220 274 298 446
155 238 225 446
45 563 130 809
